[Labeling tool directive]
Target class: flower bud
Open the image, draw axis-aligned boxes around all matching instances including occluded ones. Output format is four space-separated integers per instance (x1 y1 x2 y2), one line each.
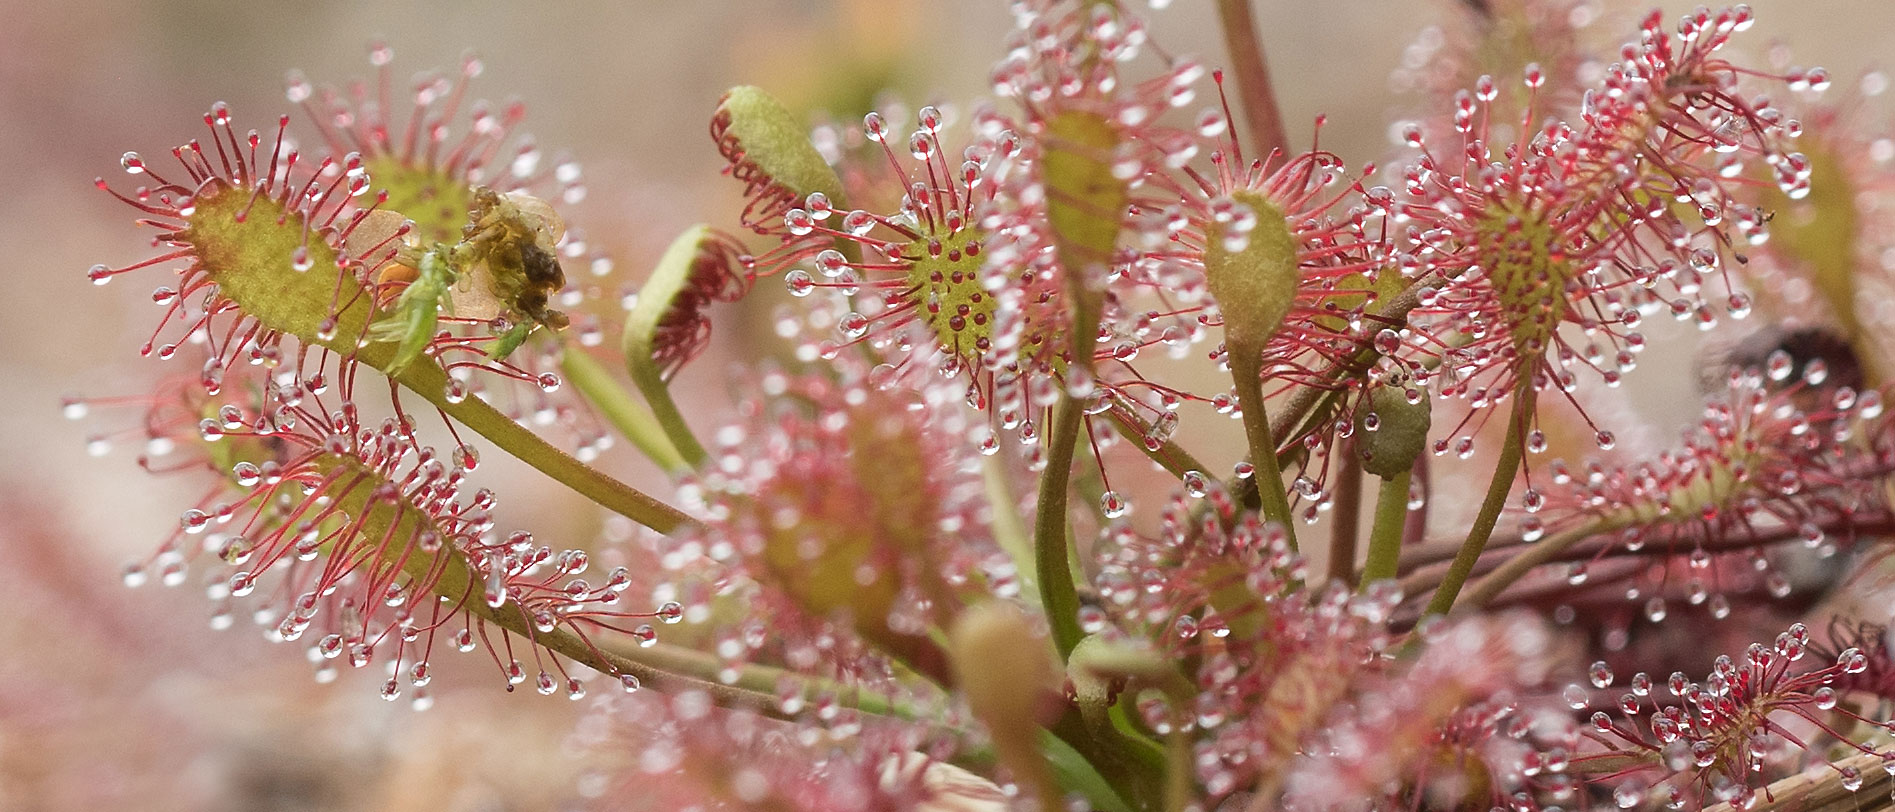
1356 380 1432 479
950 602 1059 806
1203 189 1300 348
951 603 1058 737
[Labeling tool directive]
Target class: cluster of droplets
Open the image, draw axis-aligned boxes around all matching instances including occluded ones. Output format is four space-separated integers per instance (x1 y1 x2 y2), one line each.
1282 614 1579 811
1728 72 1895 376
654 366 1010 686
1508 360 1895 623
569 688 980 812
992 0 1203 164
93 97 614 457
93 103 388 371
769 104 1044 402
87 356 671 704
287 45 591 216
1573 622 1893 809
1389 0 1605 138
1094 476 1300 639
1387 6 1811 459
1090 478 1428 799
1123 80 1403 503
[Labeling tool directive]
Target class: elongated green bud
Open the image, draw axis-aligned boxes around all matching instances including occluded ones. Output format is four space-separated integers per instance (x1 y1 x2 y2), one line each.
1356 380 1432 480
1204 189 1300 348
952 603 1060 808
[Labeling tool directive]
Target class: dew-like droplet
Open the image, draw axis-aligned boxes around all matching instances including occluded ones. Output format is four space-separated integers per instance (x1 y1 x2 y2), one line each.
1614 778 1648 809
632 624 657 647
785 269 815 297
1629 671 1652 697
484 566 508 608
657 601 684 624
1644 597 1668 622
1590 660 1615 689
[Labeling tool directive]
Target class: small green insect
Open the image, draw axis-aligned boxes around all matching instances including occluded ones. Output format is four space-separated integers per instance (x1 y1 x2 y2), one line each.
364 188 571 374
368 247 456 375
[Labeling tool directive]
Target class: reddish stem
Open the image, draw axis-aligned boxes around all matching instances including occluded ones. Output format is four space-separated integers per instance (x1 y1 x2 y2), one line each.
1215 0 1291 161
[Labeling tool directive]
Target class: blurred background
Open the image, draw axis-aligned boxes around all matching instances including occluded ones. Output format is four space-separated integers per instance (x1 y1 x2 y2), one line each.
2 1 1891 809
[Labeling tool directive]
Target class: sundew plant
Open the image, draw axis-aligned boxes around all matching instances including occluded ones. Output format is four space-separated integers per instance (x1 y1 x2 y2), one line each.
69 1 1895 809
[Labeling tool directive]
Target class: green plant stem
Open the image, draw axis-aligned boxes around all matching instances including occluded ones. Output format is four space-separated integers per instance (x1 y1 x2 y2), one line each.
1065 641 1193 811
1041 731 1136 812
396 361 692 534
1214 0 1290 160
1165 730 1193 812
1049 711 1166 810
604 639 939 723
1326 443 1363 586
1035 396 1088 660
1459 519 1609 608
982 456 1039 602
1359 469 1412 587
1229 342 1298 549
558 344 691 476
627 359 710 469
1423 397 1528 616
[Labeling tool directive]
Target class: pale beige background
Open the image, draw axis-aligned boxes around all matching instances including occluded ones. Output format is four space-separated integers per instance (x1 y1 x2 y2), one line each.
0 1 1888 809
